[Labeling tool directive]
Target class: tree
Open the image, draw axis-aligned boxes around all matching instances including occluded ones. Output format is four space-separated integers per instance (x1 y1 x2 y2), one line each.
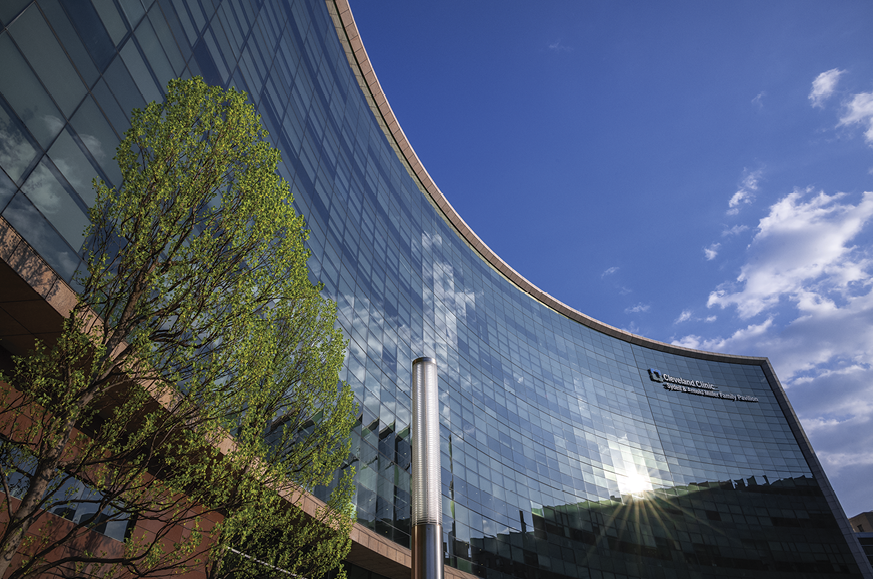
0 77 356 578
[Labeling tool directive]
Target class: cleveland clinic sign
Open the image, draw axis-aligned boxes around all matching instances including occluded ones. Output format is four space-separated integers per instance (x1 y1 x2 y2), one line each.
648 369 758 403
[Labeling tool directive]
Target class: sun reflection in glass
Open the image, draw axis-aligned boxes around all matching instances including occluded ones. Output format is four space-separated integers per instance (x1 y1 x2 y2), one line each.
618 470 653 497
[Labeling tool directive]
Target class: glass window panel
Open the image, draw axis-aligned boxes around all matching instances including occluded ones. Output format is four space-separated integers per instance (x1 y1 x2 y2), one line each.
92 79 131 136
104 55 146 121
9 5 87 117
120 40 161 104
48 128 99 206
40 0 100 87
62 0 115 71
0 35 64 149
0 0 29 26
186 57 203 82
0 103 39 184
134 18 175 90
217 3 242 54
0 168 15 213
2 192 79 279
70 96 121 186
71 485 102 525
155 0 191 62
119 0 146 29
0 445 37 499
204 28 229 83
92 0 127 45
148 4 185 75
183 0 206 33
48 477 86 520
170 0 197 45
95 504 130 541
192 35 222 87
21 160 89 250
211 16 236 68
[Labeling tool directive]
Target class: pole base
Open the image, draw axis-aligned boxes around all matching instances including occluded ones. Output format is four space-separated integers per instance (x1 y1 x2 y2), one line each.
411 523 444 579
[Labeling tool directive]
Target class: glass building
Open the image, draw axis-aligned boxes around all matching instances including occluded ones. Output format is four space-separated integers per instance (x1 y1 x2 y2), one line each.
0 0 870 577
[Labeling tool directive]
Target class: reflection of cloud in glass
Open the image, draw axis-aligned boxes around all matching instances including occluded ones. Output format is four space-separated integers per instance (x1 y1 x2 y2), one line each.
2 193 78 278
422 231 478 338
21 162 89 250
22 164 63 214
48 131 98 206
0 116 38 183
79 134 105 160
52 159 79 189
43 114 64 137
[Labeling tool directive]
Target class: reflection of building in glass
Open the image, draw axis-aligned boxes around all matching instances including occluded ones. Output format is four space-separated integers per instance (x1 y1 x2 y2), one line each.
469 476 858 577
0 0 869 577
851 513 873 569
1 447 131 542
857 535 873 570
852 512 873 534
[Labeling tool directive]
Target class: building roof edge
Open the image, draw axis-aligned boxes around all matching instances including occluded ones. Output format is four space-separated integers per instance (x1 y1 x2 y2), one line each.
327 0 768 368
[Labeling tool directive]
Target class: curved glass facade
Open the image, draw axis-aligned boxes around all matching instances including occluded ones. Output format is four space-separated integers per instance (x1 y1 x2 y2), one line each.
0 0 867 577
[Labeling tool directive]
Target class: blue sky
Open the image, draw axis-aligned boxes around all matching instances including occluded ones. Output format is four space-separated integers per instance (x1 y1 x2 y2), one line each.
351 2 873 518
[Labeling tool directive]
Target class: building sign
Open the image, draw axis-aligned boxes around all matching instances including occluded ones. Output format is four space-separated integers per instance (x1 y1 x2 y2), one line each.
648 369 758 403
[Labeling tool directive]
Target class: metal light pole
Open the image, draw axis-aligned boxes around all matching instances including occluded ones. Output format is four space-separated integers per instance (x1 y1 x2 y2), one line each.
411 357 443 579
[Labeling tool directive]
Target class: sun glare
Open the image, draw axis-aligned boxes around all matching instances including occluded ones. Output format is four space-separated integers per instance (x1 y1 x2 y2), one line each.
618 471 653 497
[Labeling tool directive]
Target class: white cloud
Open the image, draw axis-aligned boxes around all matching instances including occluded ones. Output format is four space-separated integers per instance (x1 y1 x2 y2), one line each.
787 367 873 500
752 91 766 108
793 363 868 386
659 76 873 506
809 68 845 108
681 185 873 514
672 318 774 354
704 315 717 322
625 303 650 314
548 39 572 52
727 170 761 215
674 310 692 324
623 321 641 335
709 188 873 319
820 451 873 471
803 415 857 432
763 291 873 384
727 191 751 214
601 266 619 278
672 335 700 349
839 91 873 145
722 224 749 237
703 243 720 261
